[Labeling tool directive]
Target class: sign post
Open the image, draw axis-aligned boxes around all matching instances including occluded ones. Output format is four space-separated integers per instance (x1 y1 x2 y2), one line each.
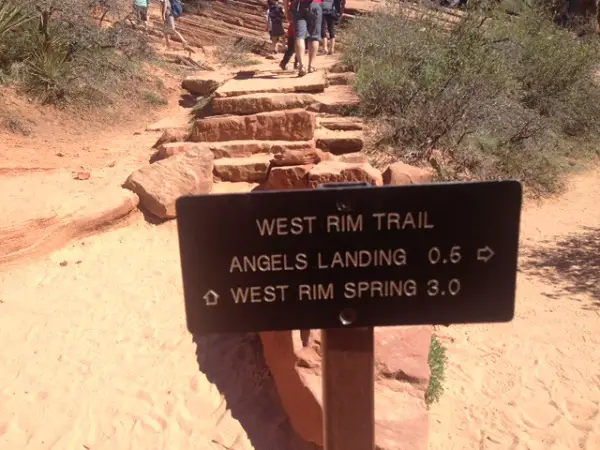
176 180 522 448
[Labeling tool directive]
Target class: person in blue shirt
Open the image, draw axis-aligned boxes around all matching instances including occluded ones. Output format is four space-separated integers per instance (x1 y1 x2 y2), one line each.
133 0 149 28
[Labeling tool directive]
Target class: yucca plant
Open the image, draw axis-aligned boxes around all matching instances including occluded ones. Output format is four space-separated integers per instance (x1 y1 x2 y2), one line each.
0 0 33 39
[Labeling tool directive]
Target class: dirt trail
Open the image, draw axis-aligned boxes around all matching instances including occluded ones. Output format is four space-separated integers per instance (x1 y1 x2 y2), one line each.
429 167 600 450
0 166 598 449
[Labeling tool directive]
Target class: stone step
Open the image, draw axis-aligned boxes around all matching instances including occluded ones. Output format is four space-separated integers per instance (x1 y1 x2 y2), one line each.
309 85 360 115
215 70 327 98
315 129 364 155
213 154 272 183
146 111 192 132
154 140 316 161
318 116 364 131
326 72 355 86
190 109 316 142
211 181 259 194
209 93 316 116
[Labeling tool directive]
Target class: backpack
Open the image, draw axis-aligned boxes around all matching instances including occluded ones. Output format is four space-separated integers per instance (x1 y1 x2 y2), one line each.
268 3 284 25
170 0 183 18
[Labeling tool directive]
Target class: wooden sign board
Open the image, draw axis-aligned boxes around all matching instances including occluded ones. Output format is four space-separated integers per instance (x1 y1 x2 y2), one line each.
176 180 522 334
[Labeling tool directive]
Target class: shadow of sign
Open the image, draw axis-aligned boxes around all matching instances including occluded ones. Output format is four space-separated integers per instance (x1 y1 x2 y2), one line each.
192 332 320 450
520 226 600 309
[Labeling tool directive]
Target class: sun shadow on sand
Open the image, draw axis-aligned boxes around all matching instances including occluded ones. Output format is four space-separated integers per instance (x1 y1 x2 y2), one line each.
520 226 600 309
193 332 320 450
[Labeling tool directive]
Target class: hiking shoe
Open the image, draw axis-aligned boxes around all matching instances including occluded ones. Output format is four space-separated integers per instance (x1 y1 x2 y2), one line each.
279 61 287 71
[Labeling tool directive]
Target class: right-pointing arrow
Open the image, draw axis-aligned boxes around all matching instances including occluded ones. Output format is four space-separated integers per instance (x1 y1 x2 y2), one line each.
477 246 495 263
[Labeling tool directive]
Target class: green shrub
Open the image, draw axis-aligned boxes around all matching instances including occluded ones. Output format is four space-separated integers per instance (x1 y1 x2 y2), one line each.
343 1 600 194
425 335 447 407
143 92 168 106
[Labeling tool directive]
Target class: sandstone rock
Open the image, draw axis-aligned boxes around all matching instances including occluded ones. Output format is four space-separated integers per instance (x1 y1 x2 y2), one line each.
309 85 360 115
316 129 364 154
181 72 230 96
153 128 190 149
123 148 214 219
213 154 271 182
190 109 316 142
337 152 369 163
156 142 203 160
308 161 382 187
261 327 432 450
210 93 315 116
318 116 364 131
209 140 315 158
211 181 259 194
74 171 90 180
383 162 434 185
271 148 321 166
264 164 314 190
327 72 356 86
146 111 191 132
215 70 326 97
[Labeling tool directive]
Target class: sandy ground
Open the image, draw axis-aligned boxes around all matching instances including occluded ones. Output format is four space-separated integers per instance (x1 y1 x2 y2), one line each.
0 167 598 449
429 168 600 450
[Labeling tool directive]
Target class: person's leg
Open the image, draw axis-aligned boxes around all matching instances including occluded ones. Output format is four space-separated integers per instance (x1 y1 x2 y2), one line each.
169 17 189 48
321 14 328 55
328 14 336 54
293 13 308 74
306 3 322 71
280 36 295 69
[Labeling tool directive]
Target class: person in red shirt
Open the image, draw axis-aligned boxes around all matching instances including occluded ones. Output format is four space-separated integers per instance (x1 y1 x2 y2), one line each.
284 0 323 76
279 16 299 70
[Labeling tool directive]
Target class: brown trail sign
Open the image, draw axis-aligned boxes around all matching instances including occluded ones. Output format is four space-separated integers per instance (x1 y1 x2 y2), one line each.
176 180 522 450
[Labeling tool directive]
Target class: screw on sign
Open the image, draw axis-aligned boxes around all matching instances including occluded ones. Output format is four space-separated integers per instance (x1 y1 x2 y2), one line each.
176 180 523 450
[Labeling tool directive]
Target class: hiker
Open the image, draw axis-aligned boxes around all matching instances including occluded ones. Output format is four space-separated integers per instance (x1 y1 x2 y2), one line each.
284 0 323 76
321 0 342 55
267 0 286 53
132 0 149 28
279 12 299 70
160 0 193 52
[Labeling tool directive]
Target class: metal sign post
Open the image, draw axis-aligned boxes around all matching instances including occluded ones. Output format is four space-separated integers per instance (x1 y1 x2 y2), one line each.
176 180 522 448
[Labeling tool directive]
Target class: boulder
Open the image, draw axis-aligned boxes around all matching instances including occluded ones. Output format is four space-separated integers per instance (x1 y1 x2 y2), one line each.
271 148 321 167
181 72 230 96
264 164 314 190
190 109 316 142
153 128 190 149
210 93 316 116
260 327 432 449
213 154 271 182
383 162 434 185
308 161 383 187
123 148 214 219
316 129 364 154
156 142 203 160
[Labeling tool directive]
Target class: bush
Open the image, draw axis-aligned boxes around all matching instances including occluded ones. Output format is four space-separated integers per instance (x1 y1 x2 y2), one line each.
425 335 447 407
0 0 154 106
343 1 600 194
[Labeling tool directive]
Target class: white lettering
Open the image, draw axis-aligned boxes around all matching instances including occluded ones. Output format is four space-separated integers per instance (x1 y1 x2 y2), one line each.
229 253 308 273
255 216 317 236
373 212 434 230
317 248 407 269
326 214 363 233
230 285 289 303
344 280 417 299
299 283 334 300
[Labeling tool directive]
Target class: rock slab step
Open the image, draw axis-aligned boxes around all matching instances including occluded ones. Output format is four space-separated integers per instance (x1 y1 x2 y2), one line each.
383 162 434 185
308 161 383 187
124 148 214 219
316 129 364 154
182 72 231 96
215 70 327 97
210 93 315 116
190 109 316 142
264 164 315 190
213 154 271 183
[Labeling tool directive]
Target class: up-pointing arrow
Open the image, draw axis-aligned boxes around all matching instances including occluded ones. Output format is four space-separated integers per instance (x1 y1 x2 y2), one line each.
477 246 495 263
203 290 220 306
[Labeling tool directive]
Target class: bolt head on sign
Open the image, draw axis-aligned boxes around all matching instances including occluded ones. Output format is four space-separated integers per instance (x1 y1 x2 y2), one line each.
176 181 522 334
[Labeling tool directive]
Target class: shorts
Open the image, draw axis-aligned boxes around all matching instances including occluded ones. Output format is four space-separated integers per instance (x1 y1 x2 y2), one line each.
291 1 322 41
270 21 285 38
321 10 336 39
164 15 176 34
133 5 148 22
